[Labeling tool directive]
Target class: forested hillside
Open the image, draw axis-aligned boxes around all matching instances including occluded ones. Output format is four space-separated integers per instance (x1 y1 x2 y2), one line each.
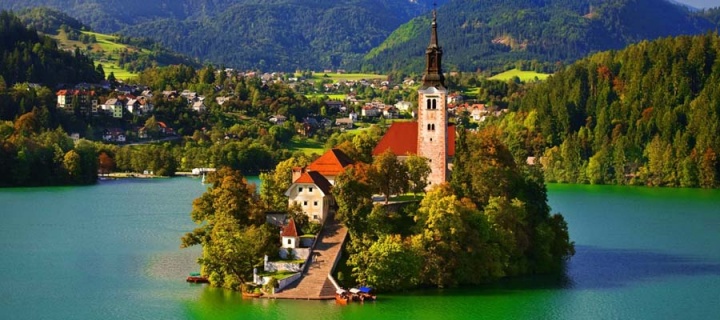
0 0 444 71
364 0 717 74
492 33 720 188
0 11 102 86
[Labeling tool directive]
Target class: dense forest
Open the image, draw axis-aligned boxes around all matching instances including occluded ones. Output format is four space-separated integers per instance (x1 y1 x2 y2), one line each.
0 11 102 86
14 7 199 74
486 33 720 188
3 0 716 72
364 0 718 74
0 0 444 71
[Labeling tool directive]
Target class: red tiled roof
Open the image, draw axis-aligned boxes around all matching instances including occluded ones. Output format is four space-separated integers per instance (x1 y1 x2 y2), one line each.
372 122 456 157
373 122 418 156
306 149 354 177
294 171 332 195
281 218 298 237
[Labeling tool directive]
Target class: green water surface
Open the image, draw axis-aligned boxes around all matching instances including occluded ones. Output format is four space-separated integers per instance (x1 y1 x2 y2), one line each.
1 179 719 319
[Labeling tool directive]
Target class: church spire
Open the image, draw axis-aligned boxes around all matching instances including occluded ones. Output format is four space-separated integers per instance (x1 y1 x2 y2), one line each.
422 4 445 89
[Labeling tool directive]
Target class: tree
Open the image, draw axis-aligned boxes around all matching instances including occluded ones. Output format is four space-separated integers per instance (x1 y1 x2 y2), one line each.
333 163 374 236
181 168 279 290
369 150 407 204
348 234 422 291
98 152 115 176
259 155 311 211
405 154 431 197
144 116 160 139
63 150 82 181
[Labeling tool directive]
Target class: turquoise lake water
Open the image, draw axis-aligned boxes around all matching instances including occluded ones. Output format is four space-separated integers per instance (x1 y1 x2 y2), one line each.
1 178 719 319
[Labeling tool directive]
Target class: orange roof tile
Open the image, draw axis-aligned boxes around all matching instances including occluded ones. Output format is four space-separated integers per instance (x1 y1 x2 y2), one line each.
372 122 455 157
294 171 332 195
281 218 298 237
306 149 354 177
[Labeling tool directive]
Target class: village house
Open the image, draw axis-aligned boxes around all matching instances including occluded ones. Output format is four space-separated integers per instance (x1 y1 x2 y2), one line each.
335 117 354 129
447 92 464 104
325 100 344 110
286 149 354 222
56 89 96 112
103 128 126 142
285 171 333 222
192 100 206 113
100 98 123 118
361 105 381 118
395 101 413 112
216 96 231 106
269 114 287 125
281 218 299 249
382 106 399 119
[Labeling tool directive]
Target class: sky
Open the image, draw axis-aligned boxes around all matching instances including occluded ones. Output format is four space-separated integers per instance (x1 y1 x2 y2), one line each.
674 0 719 9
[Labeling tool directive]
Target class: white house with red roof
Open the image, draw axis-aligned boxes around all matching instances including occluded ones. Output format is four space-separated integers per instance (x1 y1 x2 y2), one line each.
285 171 333 222
281 218 300 249
285 148 354 222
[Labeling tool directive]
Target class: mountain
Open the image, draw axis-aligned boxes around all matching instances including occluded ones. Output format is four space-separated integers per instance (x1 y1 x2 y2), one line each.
363 0 718 74
2 0 716 73
14 7 199 79
0 0 445 71
0 10 102 86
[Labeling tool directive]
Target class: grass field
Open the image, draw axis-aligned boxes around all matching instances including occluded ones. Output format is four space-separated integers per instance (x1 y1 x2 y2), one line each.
489 68 550 82
297 72 386 83
304 93 346 100
288 137 325 156
53 30 140 81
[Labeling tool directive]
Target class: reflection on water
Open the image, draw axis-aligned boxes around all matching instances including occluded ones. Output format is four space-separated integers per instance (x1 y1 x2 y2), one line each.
568 246 720 290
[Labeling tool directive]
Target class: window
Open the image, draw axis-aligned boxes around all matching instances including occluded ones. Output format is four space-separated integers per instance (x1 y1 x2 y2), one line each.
299 187 303 192
287 239 292 245
432 99 437 110
309 187 313 193
303 201 308 206
314 201 318 206
313 215 318 220
426 99 431 109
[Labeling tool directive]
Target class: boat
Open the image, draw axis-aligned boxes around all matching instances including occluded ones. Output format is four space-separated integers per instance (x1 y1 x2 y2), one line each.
349 287 376 302
186 273 209 283
335 289 350 305
242 291 262 298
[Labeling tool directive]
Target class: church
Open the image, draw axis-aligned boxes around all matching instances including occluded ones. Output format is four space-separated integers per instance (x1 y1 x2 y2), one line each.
373 9 455 187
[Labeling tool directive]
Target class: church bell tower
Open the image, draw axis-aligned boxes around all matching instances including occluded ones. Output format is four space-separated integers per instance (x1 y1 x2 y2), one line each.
417 7 448 186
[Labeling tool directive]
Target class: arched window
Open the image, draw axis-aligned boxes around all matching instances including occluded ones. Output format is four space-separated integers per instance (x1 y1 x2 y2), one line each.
432 99 437 110
427 124 432 131
431 124 435 130
426 99 431 109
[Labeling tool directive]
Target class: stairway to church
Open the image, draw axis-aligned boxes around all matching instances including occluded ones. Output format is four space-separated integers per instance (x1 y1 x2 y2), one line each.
268 215 347 300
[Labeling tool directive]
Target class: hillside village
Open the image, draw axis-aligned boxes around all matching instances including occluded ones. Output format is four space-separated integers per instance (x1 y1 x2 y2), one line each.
51 68 507 146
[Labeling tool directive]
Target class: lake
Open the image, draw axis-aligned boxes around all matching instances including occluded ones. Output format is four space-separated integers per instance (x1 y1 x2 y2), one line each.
1 178 719 319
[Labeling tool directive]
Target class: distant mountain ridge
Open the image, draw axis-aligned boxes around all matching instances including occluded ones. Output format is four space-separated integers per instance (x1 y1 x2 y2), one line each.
363 0 718 73
1 0 718 72
0 0 445 71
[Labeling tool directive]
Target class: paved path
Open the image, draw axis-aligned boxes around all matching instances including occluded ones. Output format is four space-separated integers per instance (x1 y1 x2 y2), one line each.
268 216 347 300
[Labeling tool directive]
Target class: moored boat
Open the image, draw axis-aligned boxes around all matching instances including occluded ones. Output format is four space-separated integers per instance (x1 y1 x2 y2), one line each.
186 273 209 283
335 289 350 304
